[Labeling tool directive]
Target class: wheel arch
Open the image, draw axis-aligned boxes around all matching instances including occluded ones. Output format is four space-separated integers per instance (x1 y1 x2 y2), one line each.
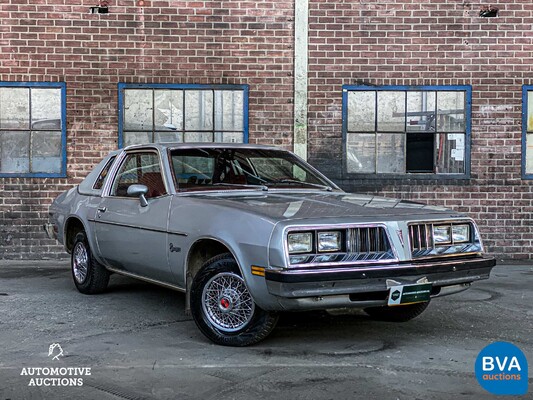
63 216 88 253
185 237 243 312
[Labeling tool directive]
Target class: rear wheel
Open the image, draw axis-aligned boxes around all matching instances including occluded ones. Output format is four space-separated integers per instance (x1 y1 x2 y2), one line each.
190 253 278 346
71 232 110 294
364 301 430 322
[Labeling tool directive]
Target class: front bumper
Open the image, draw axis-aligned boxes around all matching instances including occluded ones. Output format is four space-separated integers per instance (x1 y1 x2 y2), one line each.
264 256 496 311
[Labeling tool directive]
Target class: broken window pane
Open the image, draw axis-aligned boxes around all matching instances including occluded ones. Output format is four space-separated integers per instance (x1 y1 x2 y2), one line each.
124 89 153 131
0 88 30 129
347 91 375 132
377 91 405 132
377 133 404 173
31 131 62 173
154 90 183 130
0 131 30 173
185 91 213 131
406 91 436 133
437 92 465 132
346 133 375 173
31 88 62 127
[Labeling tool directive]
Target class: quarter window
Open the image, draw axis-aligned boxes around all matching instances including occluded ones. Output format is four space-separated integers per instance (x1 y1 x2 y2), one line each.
343 85 471 177
0 82 66 177
119 84 248 147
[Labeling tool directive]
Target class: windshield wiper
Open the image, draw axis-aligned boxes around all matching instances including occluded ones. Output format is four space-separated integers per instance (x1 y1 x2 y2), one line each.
212 183 268 191
268 179 332 192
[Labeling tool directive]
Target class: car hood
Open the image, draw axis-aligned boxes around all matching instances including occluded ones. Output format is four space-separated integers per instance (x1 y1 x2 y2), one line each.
181 191 462 222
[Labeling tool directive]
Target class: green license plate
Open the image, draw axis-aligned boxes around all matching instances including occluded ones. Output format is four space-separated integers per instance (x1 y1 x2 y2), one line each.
387 283 432 306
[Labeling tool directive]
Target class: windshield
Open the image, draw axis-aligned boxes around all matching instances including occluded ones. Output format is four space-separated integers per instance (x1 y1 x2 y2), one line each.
170 148 335 192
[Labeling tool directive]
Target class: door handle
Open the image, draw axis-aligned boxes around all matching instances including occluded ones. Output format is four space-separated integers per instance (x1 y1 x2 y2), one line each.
97 207 107 213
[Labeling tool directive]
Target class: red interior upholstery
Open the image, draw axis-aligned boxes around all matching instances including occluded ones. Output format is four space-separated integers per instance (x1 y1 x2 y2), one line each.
139 172 166 198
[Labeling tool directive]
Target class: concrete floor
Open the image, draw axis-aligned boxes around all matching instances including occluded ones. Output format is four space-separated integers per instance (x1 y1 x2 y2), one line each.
0 261 531 400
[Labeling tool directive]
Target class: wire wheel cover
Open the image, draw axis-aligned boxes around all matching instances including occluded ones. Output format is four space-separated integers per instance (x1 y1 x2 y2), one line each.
201 272 255 332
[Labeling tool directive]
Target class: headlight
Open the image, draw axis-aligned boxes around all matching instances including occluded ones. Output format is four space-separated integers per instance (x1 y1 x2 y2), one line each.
288 232 313 253
433 225 451 244
317 231 342 252
452 224 470 243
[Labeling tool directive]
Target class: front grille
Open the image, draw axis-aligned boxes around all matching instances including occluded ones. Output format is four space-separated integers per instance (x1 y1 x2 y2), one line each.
409 221 480 258
345 227 394 262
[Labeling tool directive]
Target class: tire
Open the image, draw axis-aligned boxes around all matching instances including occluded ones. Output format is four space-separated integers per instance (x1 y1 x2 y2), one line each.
190 253 278 346
71 231 110 294
364 301 430 322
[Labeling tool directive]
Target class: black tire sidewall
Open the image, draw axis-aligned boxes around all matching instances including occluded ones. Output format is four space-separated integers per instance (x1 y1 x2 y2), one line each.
71 232 109 294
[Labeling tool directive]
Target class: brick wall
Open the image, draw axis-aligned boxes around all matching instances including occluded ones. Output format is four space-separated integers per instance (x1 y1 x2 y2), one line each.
307 0 533 260
0 0 294 259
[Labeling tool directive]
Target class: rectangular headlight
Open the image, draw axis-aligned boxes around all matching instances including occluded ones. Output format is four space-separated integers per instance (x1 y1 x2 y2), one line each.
288 232 313 254
452 224 470 243
433 225 451 244
317 231 342 252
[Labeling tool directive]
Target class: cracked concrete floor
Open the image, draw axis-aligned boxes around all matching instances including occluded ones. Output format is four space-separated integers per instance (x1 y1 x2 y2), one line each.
0 261 531 400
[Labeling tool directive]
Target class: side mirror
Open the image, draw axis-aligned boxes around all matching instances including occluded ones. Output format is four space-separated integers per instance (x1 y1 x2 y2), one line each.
127 184 149 207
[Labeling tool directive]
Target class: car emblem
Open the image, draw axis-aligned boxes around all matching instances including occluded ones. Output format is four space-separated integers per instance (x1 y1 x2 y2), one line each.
397 230 405 246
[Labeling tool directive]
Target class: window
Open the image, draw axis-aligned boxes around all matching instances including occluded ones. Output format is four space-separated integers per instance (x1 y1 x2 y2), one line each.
522 86 533 179
342 85 471 177
111 152 167 198
0 82 66 177
93 156 116 190
118 84 248 148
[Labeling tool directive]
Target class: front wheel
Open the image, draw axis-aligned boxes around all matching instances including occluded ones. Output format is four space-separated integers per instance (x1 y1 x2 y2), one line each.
190 253 278 346
364 301 430 322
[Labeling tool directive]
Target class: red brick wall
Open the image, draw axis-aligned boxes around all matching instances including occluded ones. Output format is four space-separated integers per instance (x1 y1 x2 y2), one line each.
307 0 533 260
0 0 294 259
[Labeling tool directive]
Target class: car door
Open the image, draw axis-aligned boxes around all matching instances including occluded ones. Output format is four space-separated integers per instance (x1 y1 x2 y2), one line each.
94 150 174 283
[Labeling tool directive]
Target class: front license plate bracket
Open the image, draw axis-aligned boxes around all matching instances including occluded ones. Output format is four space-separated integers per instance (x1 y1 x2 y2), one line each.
387 282 432 306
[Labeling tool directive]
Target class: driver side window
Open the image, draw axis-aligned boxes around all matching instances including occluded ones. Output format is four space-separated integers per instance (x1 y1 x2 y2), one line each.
111 152 167 198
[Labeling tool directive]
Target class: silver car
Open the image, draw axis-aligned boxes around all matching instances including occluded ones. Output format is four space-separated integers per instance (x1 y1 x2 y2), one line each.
45 143 496 346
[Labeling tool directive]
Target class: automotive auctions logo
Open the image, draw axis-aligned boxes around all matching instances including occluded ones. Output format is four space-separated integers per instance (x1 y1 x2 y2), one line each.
20 343 91 387
475 341 529 395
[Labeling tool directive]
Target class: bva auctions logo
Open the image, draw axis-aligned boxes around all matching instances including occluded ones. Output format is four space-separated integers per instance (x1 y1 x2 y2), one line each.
475 341 528 395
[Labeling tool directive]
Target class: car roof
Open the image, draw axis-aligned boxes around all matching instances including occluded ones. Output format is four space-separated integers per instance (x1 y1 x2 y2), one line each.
123 142 285 152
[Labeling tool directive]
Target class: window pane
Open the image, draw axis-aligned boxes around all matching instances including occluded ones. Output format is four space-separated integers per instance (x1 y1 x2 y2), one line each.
155 131 183 143
437 92 465 132
347 91 375 132
0 88 30 129
436 133 465 174
406 91 436 133
528 92 533 132
124 89 153 130
31 88 61 127
346 133 375 173
185 91 213 131
31 131 61 173
377 133 404 173
377 91 405 132
526 133 533 174
217 132 244 143
0 131 30 173
154 90 183 130
124 131 151 147
406 133 434 173
215 91 243 131
184 132 214 142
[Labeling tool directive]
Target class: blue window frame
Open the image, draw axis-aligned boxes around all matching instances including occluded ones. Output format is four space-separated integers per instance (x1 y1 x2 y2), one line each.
0 82 67 178
118 83 249 148
521 86 533 179
342 85 471 178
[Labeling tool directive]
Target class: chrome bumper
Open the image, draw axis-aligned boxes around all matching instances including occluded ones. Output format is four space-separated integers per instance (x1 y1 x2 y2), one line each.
43 223 57 240
264 256 496 310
